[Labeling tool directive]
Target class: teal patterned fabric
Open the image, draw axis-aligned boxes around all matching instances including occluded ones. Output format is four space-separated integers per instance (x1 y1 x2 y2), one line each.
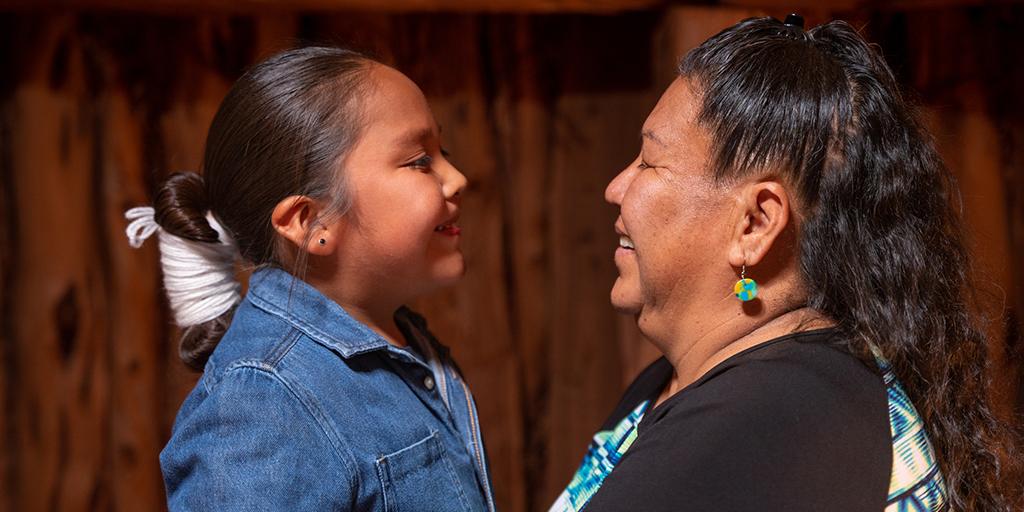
549 357 946 512
548 401 649 512
879 357 947 511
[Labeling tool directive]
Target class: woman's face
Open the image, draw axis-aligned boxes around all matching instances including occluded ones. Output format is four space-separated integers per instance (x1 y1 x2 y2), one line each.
606 78 734 325
331 65 467 300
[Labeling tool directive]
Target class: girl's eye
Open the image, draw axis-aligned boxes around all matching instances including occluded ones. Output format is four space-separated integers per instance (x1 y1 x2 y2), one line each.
407 155 433 169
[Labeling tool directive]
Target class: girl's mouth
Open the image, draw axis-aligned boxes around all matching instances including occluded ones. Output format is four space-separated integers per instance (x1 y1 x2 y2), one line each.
435 222 461 236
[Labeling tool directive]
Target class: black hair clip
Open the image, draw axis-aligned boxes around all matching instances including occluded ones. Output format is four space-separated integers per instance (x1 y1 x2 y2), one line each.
783 13 805 29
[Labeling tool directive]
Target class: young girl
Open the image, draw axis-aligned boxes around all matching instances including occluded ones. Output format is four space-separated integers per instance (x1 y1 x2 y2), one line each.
125 47 495 512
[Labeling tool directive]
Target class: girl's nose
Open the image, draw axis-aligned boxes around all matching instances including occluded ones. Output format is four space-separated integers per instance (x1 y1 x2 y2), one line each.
440 160 467 201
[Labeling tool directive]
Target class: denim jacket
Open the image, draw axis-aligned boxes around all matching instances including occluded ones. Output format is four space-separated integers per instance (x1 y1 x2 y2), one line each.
160 267 496 511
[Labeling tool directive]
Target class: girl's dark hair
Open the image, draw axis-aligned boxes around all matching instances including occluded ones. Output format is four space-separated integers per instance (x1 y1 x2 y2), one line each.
680 17 1019 510
152 46 375 371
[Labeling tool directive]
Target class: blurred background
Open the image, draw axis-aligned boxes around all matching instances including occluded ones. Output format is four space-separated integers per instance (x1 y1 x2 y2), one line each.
0 0 1021 510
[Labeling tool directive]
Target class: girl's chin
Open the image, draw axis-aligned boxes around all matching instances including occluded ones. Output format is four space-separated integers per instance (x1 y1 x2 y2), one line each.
430 255 466 284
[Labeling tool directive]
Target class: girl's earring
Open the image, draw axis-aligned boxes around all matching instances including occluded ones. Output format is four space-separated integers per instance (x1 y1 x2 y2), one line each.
318 238 327 246
733 264 758 302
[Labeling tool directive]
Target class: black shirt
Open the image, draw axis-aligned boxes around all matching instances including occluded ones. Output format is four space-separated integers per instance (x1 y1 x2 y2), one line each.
583 328 891 512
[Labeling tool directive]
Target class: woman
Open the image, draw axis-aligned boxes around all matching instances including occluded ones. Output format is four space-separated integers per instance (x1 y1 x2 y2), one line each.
126 47 494 511
552 15 1017 512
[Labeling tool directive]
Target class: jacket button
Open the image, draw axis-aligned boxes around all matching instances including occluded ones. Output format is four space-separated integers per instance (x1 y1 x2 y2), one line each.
423 375 435 391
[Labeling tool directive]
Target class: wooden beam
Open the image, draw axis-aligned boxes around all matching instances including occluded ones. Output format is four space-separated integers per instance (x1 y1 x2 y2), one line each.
719 0 1024 11
0 0 664 14
3 0 1022 13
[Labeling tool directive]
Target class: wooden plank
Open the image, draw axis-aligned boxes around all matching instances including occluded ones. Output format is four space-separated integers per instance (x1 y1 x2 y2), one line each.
480 16 558 512
1008 122 1024 416
8 14 114 510
658 4 767 72
0 37 15 512
539 12 662 506
100 62 169 512
923 98 1021 420
546 85 650 504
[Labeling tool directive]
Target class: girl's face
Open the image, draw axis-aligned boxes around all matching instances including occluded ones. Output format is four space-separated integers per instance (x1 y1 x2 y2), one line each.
328 65 467 302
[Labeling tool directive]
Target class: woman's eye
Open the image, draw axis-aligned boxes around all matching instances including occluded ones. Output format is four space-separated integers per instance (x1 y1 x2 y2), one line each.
637 160 651 170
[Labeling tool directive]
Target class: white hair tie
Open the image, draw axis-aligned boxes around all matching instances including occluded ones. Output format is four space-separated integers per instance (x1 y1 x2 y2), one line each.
125 206 242 327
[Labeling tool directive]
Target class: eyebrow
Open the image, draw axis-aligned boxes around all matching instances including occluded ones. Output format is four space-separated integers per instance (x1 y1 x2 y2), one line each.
642 129 666 147
395 127 435 148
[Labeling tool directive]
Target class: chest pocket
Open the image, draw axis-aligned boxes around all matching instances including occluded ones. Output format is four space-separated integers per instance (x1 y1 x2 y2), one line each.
375 430 472 512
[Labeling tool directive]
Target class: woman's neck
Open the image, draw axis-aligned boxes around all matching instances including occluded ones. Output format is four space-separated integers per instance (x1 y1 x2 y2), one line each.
655 306 834 399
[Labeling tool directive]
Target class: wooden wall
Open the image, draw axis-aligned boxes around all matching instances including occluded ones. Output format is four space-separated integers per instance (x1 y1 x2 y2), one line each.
0 4 1020 511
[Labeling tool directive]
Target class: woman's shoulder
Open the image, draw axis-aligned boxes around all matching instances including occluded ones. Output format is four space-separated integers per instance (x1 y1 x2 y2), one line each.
678 329 887 423
588 329 892 511
638 328 891 480
699 328 882 401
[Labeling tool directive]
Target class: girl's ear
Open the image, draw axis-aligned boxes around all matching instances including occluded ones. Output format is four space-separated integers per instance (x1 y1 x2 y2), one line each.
271 195 335 255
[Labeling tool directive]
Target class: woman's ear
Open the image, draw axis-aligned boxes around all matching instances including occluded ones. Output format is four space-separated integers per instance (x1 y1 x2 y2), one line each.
727 181 792 268
271 195 335 255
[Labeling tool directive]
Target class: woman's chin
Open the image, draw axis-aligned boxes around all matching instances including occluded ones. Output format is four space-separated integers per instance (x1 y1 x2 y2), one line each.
610 282 643 314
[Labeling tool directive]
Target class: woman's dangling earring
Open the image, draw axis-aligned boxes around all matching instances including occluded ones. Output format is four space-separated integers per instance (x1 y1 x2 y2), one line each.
734 264 758 301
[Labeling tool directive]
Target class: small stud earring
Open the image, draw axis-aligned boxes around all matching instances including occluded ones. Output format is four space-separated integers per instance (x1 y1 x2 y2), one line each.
318 238 326 246
733 264 758 302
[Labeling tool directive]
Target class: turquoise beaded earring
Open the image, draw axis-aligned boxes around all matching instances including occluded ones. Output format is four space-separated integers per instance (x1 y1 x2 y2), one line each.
733 264 758 302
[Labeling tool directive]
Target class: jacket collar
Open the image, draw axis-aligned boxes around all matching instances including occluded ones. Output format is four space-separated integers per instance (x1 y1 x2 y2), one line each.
246 267 391 358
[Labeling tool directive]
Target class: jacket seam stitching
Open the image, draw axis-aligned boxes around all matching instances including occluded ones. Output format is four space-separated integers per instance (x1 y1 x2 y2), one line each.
265 328 302 367
221 362 362 494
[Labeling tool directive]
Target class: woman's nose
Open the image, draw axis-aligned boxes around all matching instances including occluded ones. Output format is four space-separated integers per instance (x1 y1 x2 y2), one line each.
605 159 639 206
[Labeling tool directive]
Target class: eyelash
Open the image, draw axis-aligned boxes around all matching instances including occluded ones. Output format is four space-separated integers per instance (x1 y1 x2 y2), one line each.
409 155 433 169
406 149 451 170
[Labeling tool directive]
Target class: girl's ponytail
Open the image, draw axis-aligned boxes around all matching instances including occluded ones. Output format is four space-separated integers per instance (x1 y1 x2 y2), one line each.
127 172 242 370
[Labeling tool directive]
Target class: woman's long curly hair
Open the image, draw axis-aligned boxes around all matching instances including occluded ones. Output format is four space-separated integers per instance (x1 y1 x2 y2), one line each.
680 17 1019 510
